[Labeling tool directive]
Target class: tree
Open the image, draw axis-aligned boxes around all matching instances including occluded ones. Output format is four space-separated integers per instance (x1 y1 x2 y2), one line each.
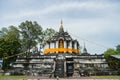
42 28 56 44
19 20 43 52
0 20 57 70
116 45 120 53
103 48 119 69
103 48 118 59
0 31 4 37
0 26 21 70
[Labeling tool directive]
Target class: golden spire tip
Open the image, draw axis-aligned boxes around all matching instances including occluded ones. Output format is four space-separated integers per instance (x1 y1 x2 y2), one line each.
61 19 63 25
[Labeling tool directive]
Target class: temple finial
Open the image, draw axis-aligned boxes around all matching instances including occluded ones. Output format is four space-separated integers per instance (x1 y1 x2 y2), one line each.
83 42 87 53
84 42 85 48
61 19 63 25
59 19 64 33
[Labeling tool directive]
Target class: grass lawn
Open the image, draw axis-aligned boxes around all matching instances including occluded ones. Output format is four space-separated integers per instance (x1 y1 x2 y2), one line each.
0 73 120 80
92 75 120 79
0 73 28 80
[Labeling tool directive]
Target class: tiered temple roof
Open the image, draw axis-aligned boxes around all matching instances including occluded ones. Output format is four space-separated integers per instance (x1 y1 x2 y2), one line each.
44 20 79 54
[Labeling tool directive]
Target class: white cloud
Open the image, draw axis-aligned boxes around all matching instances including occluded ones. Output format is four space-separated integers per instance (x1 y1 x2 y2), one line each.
2 1 114 20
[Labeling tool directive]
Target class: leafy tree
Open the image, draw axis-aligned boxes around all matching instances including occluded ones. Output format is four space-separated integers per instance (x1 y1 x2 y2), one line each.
0 38 4 58
0 31 4 37
0 27 9 38
42 28 56 44
4 26 20 41
116 45 120 53
19 20 43 52
0 26 21 70
103 48 120 69
104 48 118 59
0 20 57 70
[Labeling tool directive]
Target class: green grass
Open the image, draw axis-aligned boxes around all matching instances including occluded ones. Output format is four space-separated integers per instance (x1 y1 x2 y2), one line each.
92 75 120 79
0 73 120 80
0 73 28 80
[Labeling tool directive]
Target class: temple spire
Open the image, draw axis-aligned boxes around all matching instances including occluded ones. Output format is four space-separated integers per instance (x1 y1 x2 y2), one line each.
61 19 63 25
59 19 64 33
83 42 87 53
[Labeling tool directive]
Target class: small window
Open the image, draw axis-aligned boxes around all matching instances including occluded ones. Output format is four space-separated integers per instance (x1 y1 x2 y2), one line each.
68 66 73 69
58 67 62 71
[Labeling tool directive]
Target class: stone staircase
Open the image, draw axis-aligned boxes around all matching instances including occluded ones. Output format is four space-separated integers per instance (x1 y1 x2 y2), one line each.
73 70 80 78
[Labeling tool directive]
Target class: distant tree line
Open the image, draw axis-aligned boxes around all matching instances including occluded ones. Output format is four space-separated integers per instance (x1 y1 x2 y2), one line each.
0 20 56 70
104 45 120 69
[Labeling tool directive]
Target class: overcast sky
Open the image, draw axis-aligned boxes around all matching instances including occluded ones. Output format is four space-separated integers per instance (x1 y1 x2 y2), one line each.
0 0 120 54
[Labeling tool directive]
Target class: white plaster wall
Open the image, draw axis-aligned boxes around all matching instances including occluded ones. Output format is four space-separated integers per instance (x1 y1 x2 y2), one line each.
64 41 67 48
51 42 54 48
44 43 49 49
74 42 77 49
13 64 24 68
68 41 72 48
56 41 58 48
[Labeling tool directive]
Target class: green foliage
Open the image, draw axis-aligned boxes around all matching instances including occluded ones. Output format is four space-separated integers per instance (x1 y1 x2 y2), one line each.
19 20 43 52
0 20 56 70
103 48 118 59
92 76 120 79
116 44 120 53
0 26 21 70
103 45 120 69
42 28 56 44
108 57 120 69
0 73 28 80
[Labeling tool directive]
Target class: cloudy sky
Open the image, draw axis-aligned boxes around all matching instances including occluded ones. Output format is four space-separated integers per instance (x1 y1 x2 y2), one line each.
0 0 120 54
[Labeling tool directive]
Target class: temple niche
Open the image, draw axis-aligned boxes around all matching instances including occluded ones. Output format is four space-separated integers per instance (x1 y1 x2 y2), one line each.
11 21 112 77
